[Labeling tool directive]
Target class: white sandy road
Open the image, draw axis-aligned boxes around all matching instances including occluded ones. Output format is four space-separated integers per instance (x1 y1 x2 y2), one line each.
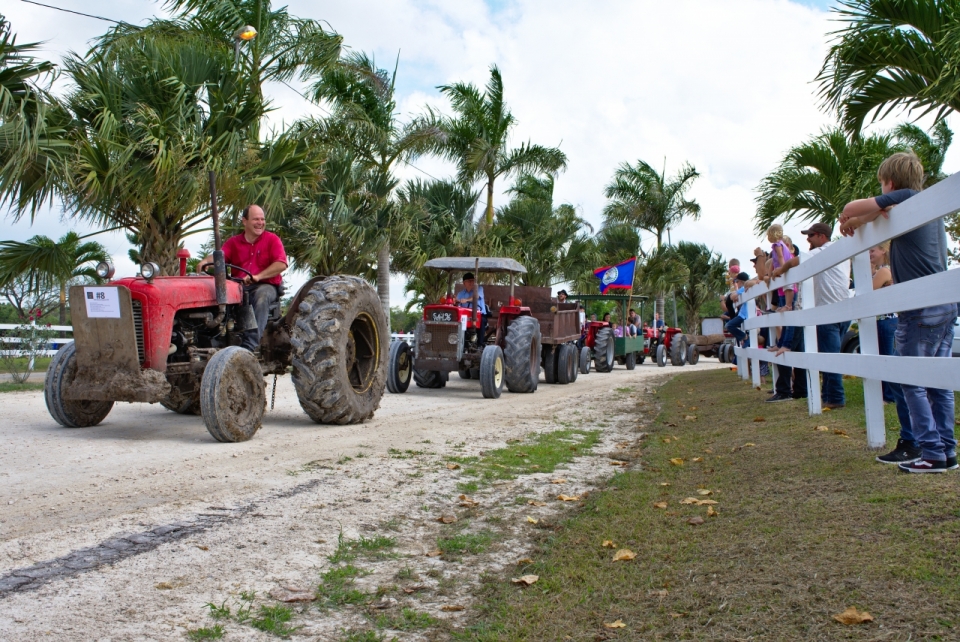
0 360 725 640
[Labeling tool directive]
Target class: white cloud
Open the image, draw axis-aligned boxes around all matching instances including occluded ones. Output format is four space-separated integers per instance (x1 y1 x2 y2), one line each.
4 0 959 303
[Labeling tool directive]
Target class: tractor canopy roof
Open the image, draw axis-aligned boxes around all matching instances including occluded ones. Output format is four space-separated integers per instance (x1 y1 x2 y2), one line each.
423 257 527 274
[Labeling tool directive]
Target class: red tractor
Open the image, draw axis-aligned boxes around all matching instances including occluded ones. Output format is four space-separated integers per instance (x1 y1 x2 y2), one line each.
386 257 578 399
44 173 388 442
580 321 616 373
648 326 692 367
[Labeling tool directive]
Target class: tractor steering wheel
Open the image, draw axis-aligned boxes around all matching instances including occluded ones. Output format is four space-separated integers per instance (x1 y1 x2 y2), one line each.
202 263 255 283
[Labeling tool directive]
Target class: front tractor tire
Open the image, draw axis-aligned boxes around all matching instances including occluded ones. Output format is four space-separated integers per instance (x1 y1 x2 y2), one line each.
45 342 114 428
593 327 615 373
503 316 541 393
200 346 266 442
480 345 505 399
579 346 592 374
386 340 412 394
414 369 445 388
670 335 688 366
656 344 667 367
290 276 388 424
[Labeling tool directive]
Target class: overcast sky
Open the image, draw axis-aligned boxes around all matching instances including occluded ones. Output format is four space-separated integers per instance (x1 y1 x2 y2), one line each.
4 0 958 304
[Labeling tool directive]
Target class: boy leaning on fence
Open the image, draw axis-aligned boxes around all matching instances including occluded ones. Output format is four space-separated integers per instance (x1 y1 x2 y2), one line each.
839 152 957 474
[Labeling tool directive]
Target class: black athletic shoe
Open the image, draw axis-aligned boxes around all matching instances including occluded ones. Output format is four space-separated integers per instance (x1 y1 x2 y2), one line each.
946 455 958 470
876 439 922 465
898 459 947 474
791 393 808 399
765 393 792 403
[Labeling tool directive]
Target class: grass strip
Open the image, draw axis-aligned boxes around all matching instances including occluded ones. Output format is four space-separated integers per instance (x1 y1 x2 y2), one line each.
0 381 44 393
456 370 960 641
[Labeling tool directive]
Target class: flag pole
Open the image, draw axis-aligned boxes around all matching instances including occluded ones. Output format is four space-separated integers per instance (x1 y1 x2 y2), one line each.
626 256 637 325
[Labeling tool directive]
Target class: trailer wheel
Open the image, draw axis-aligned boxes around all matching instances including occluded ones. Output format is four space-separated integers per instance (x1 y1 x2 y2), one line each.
638 352 646 365
387 340 412 393
290 275 388 424
670 336 688 366
558 344 577 384
200 346 265 442
503 316 541 393
45 342 114 428
480 345 505 399
579 346 592 375
718 345 727 363
686 344 700 365
593 327 615 373
542 344 559 384
656 344 667 367
624 351 637 370
414 369 445 388
724 344 735 364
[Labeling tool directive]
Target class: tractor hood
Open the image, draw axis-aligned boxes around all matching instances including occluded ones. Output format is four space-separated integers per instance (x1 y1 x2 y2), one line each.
111 275 242 308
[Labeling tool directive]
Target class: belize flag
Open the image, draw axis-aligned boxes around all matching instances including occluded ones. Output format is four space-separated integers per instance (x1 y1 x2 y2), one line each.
594 257 637 294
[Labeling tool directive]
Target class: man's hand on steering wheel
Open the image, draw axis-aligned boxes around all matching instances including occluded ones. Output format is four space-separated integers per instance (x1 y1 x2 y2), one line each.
202 263 256 284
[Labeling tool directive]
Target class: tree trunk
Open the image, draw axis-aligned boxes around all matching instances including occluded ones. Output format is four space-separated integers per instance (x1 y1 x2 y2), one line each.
486 180 495 226
59 283 66 327
140 226 182 276
377 242 391 335
656 294 665 324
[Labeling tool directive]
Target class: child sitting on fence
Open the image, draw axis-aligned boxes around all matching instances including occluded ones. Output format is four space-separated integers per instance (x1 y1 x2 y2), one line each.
839 151 956 473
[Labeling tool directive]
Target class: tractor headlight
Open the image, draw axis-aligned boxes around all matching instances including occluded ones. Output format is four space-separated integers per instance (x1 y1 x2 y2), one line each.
140 262 159 281
421 332 432 344
95 261 115 279
448 333 459 345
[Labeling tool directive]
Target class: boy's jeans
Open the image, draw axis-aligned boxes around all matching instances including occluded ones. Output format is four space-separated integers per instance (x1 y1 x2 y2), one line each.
816 321 850 405
725 316 746 343
877 316 915 448
895 304 957 462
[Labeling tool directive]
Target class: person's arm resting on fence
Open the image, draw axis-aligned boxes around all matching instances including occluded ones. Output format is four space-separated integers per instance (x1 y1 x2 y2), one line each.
770 255 799 279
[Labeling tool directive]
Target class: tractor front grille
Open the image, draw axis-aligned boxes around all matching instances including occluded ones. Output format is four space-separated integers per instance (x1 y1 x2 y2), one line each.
419 322 459 359
131 300 145 364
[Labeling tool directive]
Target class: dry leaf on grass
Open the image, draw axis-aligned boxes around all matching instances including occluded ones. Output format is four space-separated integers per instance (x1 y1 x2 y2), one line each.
753 416 766 422
527 500 547 507
442 605 465 612
612 549 636 562
815 426 830 432
670 612 685 618
685 415 697 421
663 438 671 443
707 506 718 517
511 575 539 586
526 516 539 524
689 406 698 410
692 457 704 462
653 501 668 509
833 607 874 625
833 429 850 438
458 494 478 507
155 582 174 590
517 557 534 565
698 499 718 505
426 549 442 557
437 515 457 524
551 479 567 484
704 448 713 453
558 494 581 502
603 619 626 629
823 407 832 412
196 545 209 551
269 587 315 603
680 497 699 505
688 516 705 525
669 458 684 466
744 442 756 447
697 489 713 495
659 482 671 486
602 540 616 548
446 463 460 470
402 585 427 594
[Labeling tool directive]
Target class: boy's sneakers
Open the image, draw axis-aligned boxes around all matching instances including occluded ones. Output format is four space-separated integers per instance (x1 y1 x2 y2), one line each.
876 439 921 465
947 455 958 470
898 459 947 474
765 393 792 403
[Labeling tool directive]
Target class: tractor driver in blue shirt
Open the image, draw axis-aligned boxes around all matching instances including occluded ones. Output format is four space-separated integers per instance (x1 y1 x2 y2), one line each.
455 272 489 347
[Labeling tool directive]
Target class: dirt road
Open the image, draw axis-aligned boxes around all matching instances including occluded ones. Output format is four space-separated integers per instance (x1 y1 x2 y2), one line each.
0 360 724 639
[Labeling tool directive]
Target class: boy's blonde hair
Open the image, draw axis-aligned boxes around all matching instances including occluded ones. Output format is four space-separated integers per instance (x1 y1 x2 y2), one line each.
766 223 784 242
877 152 924 191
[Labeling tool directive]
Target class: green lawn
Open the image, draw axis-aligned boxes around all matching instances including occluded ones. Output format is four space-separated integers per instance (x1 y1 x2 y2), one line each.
457 370 960 641
0 381 44 393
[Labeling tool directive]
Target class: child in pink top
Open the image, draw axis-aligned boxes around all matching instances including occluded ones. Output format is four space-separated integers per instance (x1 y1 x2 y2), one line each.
767 224 796 310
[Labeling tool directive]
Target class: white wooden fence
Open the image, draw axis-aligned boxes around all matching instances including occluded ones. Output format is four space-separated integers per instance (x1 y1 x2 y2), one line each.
0 324 73 357
735 171 960 449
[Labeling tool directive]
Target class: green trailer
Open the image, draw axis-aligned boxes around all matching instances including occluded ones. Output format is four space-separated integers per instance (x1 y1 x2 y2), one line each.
568 293 649 372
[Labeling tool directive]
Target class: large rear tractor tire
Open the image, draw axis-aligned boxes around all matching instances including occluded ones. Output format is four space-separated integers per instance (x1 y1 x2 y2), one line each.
593 327 615 373
579 346 592 375
558 343 578 384
670 336 688 366
45 342 114 428
503 316 541 393
386 340 412 394
624 351 637 370
200 346 265 442
656 344 667 367
290 276 388 424
414 369 445 388
480 345 505 399
542 345 559 384
686 344 700 365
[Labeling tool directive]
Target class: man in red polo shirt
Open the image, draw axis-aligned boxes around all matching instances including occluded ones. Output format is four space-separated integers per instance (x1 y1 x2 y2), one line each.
197 204 287 350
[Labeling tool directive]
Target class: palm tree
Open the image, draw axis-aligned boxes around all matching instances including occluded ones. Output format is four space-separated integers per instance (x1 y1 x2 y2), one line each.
673 242 726 334
754 122 951 233
817 0 960 136
0 231 109 325
430 66 567 225
312 52 444 327
493 174 592 288
603 159 700 317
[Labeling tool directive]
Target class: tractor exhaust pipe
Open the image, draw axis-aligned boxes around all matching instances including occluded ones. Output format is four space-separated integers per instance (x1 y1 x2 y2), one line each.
207 171 227 328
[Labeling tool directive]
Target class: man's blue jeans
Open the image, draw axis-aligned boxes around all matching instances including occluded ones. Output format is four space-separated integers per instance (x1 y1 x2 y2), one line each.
877 316 915 447
895 304 957 462
816 321 849 405
725 315 746 343
242 283 278 350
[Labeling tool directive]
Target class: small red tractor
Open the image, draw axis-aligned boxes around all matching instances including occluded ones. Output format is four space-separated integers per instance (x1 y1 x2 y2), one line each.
385 257 582 399
44 173 388 442
571 293 649 373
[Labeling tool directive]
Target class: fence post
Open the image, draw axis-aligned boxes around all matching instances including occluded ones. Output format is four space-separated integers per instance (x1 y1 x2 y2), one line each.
801 276 822 416
851 251 886 449
748 299 760 388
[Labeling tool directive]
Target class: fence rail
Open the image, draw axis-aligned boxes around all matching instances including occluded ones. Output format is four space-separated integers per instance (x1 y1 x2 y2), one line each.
734 171 960 448
0 324 73 357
